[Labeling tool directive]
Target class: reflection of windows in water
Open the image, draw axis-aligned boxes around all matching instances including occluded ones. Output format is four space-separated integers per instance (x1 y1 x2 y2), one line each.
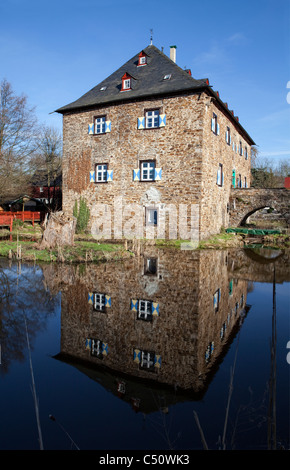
140 350 155 371
91 339 104 359
94 293 106 312
205 341 214 362
144 257 157 275
213 288 221 313
138 300 153 321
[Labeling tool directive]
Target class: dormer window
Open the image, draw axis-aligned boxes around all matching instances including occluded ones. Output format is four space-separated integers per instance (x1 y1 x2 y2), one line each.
138 51 147 66
163 74 171 80
121 73 132 91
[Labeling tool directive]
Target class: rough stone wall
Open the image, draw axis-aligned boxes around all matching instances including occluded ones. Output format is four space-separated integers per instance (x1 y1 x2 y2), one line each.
62 91 252 240
44 248 249 395
200 98 252 238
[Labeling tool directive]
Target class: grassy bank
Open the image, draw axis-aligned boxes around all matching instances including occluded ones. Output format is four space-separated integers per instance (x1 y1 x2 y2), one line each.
0 238 132 263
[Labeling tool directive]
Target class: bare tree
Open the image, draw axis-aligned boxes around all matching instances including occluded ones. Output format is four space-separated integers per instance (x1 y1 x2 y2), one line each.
31 126 62 209
0 79 40 203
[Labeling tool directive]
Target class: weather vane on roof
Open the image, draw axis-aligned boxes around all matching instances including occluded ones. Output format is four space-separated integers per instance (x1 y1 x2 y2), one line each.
150 29 153 45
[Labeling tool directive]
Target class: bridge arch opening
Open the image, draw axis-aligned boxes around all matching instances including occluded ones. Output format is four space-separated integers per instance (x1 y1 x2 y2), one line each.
239 205 287 228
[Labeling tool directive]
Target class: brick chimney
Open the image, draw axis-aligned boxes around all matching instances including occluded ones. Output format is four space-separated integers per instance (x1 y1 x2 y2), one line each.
170 45 176 63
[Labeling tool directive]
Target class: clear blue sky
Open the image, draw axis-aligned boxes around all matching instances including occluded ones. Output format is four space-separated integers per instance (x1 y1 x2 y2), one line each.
1 0 289 166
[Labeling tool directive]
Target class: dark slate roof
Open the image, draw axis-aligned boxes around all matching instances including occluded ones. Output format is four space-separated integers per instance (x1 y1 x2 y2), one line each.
55 45 208 113
55 44 255 145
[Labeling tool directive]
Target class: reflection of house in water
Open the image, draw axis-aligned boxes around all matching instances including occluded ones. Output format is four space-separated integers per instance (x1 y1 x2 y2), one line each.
50 248 250 413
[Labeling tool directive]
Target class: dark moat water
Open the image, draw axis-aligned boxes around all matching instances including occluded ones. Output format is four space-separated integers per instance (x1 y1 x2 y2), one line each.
0 247 289 450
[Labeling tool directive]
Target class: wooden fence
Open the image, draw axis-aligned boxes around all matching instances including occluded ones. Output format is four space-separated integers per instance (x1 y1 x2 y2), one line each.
0 211 44 231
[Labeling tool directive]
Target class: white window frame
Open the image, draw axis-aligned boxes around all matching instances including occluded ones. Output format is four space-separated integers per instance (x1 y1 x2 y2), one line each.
140 350 155 370
139 56 146 65
95 164 108 183
211 113 219 135
91 338 103 358
138 299 153 321
226 126 231 145
94 116 106 134
123 78 131 90
217 163 223 187
145 109 160 128
239 141 243 155
94 292 106 311
140 161 155 181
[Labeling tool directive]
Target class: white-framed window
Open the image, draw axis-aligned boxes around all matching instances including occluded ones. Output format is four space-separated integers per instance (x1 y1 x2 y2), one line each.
213 288 221 313
139 56 146 65
239 141 243 155
93 292 106 312
226 126 231 145
211 113 220 135
91 338 105 358
140 350 155 371
146 207 158 226
140 161 155 181
138 299 153 321
94 116 106 134
123 79 131 89
217 163 223 186
95 164 108 183
145 109 160 128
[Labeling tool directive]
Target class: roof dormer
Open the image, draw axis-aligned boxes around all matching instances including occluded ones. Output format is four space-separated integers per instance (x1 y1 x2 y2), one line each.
137 50 148 67
121 72 133 91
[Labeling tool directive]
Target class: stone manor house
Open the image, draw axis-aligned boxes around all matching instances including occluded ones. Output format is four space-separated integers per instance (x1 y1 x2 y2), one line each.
56 44 255 241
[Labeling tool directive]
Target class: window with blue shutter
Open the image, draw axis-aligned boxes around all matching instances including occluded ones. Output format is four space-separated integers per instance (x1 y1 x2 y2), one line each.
211 113 219 135
217 164 223 187
138 109 166 129
89 116 111 135
90 338 108 359
213 288 221 313
90 164 113 183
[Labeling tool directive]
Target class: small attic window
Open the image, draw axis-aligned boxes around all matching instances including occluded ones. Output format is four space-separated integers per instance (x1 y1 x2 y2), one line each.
138 51 147 66
163 74 171 80
121 73 132 91
100 86 107 91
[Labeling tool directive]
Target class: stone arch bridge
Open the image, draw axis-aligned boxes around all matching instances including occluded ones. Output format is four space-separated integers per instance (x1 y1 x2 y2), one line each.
229 188 290 227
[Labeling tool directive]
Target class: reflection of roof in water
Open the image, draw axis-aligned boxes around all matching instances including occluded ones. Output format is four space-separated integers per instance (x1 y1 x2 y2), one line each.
53 352 203 414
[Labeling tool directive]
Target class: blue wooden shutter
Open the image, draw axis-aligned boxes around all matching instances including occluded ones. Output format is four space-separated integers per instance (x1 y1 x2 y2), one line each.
105 295 111 307
85 338 91 350
133 169 140 181
131 299 138 311
89 171 95 183
217 168 221 185
152 302 159 316
105 120 111 133
159 114 166 127
133 348 141 363
106 170 113 182
88 292 94 304
137 117 145 129
154 354 162 369
102 342 108 356
88 123 94 135
154 168 162 181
